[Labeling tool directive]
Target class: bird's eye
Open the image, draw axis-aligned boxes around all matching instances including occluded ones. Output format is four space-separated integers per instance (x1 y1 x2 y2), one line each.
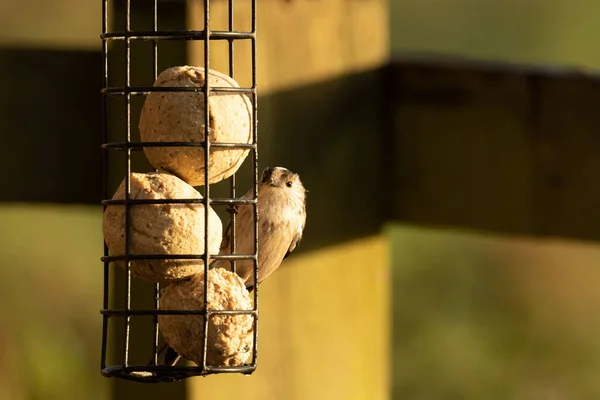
286 181 293 188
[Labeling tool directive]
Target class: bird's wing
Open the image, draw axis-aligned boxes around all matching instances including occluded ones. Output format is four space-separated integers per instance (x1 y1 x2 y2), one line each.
220 215 233 252
283 226 304 261
283 236 300 260
283 208 306 260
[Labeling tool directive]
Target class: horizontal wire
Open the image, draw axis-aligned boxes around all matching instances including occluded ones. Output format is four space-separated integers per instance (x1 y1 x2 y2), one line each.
101 198 256 206
101 309 257 317
101 29 254 41
205 365 256 374
101 364 256 383
101 254 257 262
105 364 256 373
102 85 255 95
101 141 256 150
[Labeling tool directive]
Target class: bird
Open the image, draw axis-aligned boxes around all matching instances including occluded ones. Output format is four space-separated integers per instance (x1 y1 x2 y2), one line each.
155 166 307 367
216 166 307 290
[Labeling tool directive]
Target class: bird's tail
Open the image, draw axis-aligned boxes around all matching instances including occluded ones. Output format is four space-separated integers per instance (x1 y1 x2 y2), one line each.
152 343 182 366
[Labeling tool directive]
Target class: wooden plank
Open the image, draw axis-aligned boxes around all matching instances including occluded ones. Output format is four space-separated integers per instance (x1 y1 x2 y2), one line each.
389 62 536 234
0 48 102 203
535 76 600 239
389 59 600 242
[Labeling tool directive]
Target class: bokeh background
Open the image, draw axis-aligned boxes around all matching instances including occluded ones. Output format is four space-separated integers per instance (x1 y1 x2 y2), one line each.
1 0 599 399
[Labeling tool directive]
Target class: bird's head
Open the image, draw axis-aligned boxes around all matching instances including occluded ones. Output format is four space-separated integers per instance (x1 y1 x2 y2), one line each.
259 166 307 202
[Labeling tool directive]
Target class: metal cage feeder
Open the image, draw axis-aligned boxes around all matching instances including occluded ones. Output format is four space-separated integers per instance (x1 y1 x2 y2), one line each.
99 0 259 383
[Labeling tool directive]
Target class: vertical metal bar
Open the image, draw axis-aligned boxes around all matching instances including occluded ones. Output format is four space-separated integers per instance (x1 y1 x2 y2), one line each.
250 0 259 366
152 1 158 81
151 2 159 177
151 0 160 367
228 0 235 78
202 0 211 372
228 0 237 274
123 0 132 368
100 0 110 371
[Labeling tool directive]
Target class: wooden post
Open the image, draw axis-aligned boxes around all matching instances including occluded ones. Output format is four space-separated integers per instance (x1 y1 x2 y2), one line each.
185 1 391 399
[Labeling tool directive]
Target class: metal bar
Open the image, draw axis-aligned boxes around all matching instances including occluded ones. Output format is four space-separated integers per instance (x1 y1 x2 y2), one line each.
101 141 256 149
100 0 110 371
202 0 211 372
101 363 257 383
102 254 257 262
101 85 255 95
250 0 259 367
102 310 257 318
151 0 160 368
106 364 255 373
107 364 257 381
228 0 237 276
204 365 256 374
102 309 258 317
123 0 132 369
101 30 254 41
228 0 235 78
101 198 257 206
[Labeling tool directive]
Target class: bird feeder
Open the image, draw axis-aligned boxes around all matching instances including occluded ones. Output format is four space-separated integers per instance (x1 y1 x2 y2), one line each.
99 0 259 383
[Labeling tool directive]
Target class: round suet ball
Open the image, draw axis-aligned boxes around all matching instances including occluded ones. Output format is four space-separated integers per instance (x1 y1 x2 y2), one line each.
102 172 223 283
139 66 253 186
158 268 254 367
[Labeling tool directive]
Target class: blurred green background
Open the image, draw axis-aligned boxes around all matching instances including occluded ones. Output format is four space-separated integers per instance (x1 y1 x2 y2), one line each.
1 0 600 399
0 206 105 399
392 0 600 70
390 225 600 399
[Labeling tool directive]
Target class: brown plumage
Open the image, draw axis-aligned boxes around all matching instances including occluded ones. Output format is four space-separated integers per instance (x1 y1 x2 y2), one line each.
216 166 307 290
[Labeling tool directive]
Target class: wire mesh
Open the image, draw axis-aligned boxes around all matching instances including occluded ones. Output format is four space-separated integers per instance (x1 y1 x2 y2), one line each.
100 0 259 383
